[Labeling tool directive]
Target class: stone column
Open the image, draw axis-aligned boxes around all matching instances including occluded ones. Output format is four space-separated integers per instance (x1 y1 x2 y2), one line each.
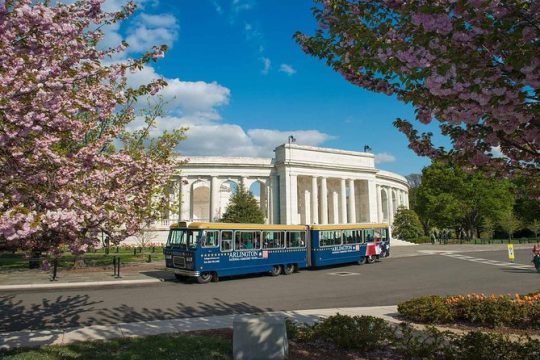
340 178 347 224
388 188 395 224
320 177 328 224
241 177 248 189
179 176 190 221
271 175 280 224
404 191 410 209
289 174 298 224
332 191 339 224
266 178 272 224
376 185 383 223
368 180 378 223
304 189 311 224
209 176 219 222
311 176 319 224
347 179 356 223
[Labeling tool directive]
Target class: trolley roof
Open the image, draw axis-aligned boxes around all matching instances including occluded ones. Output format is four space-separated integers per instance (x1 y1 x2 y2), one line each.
309 223 389 230
170 222 307 231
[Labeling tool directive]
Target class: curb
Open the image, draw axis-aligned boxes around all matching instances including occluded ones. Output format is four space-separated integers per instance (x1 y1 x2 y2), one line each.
0 278 161 291
0 306 399 351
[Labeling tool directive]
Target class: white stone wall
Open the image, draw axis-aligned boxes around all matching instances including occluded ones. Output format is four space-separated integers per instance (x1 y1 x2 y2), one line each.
155 144 409 229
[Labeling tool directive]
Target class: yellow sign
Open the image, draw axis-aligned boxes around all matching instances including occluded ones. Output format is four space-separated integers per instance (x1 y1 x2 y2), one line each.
507 244 515 262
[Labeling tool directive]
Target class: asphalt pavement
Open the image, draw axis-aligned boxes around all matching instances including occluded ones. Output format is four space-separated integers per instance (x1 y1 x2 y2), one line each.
1 245 538 333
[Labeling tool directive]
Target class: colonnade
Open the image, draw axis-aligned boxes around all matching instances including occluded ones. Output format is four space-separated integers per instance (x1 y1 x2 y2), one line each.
159 174 408 226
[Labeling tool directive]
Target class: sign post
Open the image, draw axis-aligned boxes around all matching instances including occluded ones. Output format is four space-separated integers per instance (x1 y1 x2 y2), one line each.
507 244 515 262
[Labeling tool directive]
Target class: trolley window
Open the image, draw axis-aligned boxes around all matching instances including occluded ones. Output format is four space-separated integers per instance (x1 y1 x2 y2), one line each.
374 229 382 241
221 230 233 252
235 231 261 250
288 231 306 248
166 229 196 248
379 228 388 241
202 230 219 247
343 230 362 244
262 231 285 249
319 231 342 247
364 229 375 243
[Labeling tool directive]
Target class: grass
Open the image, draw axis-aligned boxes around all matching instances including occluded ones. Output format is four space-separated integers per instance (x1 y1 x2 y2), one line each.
0 247 165 271
1 333 232 360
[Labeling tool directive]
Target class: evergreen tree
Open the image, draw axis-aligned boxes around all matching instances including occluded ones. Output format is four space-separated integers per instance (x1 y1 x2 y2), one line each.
392 206 424 241
221 184 265 224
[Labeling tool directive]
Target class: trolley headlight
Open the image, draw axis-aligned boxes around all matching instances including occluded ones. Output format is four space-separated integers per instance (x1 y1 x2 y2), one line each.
186 256 193 262
165 254 172 260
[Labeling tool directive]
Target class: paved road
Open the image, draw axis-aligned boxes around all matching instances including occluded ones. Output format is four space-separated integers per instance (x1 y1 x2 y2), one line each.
1 247 538 332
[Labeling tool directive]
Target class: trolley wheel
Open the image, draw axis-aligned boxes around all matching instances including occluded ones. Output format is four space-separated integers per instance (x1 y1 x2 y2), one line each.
357 257 366 265
197 272 213 284
283 264 295 275
366 256 376 264
270 265 282 276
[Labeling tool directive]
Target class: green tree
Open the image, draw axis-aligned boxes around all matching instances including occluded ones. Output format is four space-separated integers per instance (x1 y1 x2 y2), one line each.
498 212 521 241
392 206 423 241
405 173 421 212
527 219 540 240
220 184 265 224
481 218 496 240
416 162 514 240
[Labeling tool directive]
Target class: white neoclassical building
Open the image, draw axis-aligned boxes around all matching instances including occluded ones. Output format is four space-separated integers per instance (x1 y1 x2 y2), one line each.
159 143 409 227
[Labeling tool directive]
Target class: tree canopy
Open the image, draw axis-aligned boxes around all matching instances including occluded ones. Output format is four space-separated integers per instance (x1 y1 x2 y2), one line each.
392 206 424 241
415 161 514 239
295 0 539 176
220 184 265 224
0 0 184 254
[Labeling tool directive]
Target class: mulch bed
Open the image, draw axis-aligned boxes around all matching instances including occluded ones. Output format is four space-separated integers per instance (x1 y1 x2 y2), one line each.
189 329 406 360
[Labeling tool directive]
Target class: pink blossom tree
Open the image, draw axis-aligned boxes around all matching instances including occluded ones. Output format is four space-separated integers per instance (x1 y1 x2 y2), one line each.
0 0 185 255
295 0 539 176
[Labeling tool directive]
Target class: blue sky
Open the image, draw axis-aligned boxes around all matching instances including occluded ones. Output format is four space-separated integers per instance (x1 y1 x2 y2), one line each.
106 0 437 176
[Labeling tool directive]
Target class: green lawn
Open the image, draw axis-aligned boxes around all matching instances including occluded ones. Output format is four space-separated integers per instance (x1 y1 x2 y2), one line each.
0 247 165 271
1 333 232 360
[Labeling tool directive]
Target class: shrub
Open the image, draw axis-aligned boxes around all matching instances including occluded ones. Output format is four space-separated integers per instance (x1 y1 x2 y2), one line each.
452 332 540 360
287 314 392 351
398 295 454 323
285 319 315 342
314 314 392 351
400 292 540 329
410 235 432 244
288 314 540 359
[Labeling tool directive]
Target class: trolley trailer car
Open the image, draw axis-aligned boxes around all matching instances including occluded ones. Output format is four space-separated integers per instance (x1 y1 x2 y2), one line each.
164 222 390 284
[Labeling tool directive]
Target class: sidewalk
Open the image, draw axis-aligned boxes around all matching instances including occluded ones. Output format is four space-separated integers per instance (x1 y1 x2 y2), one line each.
0 262 168 291
0 305 400 351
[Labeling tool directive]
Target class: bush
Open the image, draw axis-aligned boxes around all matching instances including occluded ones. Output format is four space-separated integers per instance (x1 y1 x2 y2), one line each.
399 292 540 329
288 314 540 360
315 314 392 351
453 332 540 360
287 314 392 351
398 295 454 323
410 235 432 244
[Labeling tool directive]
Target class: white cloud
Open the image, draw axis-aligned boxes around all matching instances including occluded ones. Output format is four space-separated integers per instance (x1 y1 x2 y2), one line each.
261 57 271 75
125 13 179 53
279 63 296 76
127 65 230 121
177 124 333 157
374 152 396 163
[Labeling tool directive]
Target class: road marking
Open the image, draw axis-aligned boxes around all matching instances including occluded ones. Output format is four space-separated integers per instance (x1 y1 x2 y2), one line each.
435 252 531 270
327 272 360 276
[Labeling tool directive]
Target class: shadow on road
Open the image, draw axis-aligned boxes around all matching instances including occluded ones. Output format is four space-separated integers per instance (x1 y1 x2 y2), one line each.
0 294 103 332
